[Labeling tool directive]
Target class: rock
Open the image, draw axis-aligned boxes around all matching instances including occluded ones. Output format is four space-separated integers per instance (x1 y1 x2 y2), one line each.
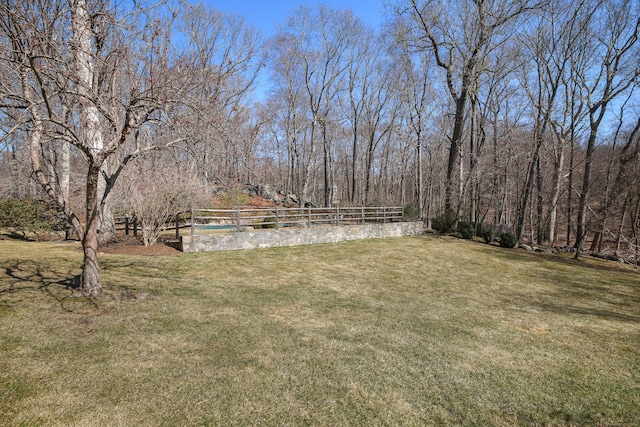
286 193 299 205
554 245 576 253
590 252 623 263
520 244 533 251
243 184 259 195
258 184 278 201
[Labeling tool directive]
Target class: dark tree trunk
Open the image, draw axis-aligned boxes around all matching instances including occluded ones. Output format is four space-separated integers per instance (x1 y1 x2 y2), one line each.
567 130 575 246
574 125 599 255
536 157 545 244
323 124 331 207
350 128 357 204
81 163 102 297
445 94 467 215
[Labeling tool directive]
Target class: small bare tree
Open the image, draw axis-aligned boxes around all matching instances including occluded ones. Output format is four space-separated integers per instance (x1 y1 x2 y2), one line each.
116 151 207 247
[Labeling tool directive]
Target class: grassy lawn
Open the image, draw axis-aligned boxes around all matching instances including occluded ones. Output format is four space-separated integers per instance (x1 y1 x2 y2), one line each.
0 235 638 426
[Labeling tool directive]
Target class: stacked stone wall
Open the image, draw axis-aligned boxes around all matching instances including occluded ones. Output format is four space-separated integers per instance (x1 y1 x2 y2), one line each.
179 222 424 252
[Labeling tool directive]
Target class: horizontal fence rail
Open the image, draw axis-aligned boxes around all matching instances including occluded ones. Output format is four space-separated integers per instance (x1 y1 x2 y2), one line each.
114 214 139 237
185 206 404 236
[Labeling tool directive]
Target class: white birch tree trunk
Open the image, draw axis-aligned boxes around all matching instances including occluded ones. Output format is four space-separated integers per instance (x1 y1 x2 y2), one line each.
71 0 104 296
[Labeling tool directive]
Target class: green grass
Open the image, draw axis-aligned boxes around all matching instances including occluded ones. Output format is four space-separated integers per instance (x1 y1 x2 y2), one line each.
0 236 638 426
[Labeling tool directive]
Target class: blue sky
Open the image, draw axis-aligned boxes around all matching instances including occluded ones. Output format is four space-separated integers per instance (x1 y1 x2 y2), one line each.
204 0 386 36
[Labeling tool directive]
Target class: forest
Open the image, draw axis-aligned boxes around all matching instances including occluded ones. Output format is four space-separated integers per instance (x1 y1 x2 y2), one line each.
1 0 639 295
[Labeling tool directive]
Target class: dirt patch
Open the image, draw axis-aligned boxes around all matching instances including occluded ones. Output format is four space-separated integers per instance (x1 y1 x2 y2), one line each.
99 236 181 256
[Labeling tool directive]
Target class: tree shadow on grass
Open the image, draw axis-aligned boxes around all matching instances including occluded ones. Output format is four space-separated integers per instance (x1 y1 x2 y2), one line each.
488 243 639 274
531 300 640 324
489 249 640 324
1 260 94 312
0 261 90 312
526 275 640 324
1 260 153 313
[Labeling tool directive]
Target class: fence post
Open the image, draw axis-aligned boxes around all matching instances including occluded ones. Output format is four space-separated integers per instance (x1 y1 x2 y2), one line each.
133 216 138 236
335 206 340 226
236 208 240 231
175 213 180 240
308 206 311 227
361 206 365 224
125 214 130 236
383 206 387 224
275 207 279 230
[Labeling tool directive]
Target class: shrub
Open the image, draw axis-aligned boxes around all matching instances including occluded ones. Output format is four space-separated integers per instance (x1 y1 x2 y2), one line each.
458 222 475 239
403 201 421 221
0 198 66 238
116 162 209 246
432 212 456 234
217 191 251 207
481 229 495 244
258 215 276 229
498 232 518 248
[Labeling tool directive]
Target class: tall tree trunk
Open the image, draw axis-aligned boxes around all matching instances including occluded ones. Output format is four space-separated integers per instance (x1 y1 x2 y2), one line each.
574 122 600 255
567 128 575 246
416 134 423 216
468 97 476 223
82 164 102 297
536 157 545 244
60 140 72 239
632 196 640 267
350 126 358 204
97 161 116 246
323 123 331 207
72 0 104 295
547 143 564 245
364 138 375 205
615 197 628 255
517 123 544 241
445 94 467 215
300 119 317 208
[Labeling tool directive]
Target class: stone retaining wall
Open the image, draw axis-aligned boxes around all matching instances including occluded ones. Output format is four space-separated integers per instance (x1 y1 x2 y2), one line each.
178 222 424 252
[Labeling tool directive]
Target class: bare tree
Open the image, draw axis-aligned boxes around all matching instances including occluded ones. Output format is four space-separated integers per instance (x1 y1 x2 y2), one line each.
269 6 361 207
178 4 263 188
265 31 307 197
573 0 640 255
0 0 192 295
393 40 435 217
341 23 374 204
515 0 588 242
397 0 539 220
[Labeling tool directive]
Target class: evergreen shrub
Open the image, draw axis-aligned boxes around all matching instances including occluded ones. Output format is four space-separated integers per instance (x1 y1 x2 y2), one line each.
459 222 475 239
432 212 456 234
481 229 494 244
498 232 518 248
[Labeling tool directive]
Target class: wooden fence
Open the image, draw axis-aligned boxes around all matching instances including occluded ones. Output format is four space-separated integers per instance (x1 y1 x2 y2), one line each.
114 214 139 237
116 207 405 239
184 206 405 236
